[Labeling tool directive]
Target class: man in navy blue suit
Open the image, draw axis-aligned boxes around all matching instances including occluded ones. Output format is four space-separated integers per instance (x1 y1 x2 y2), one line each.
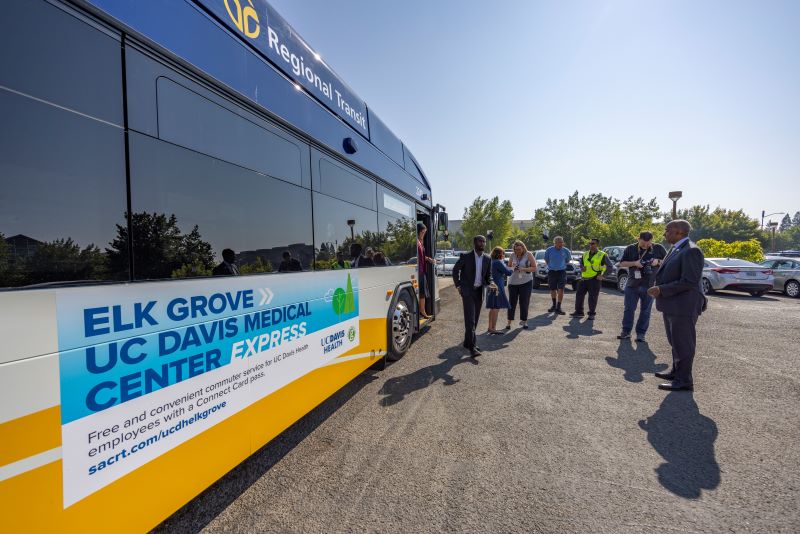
452 235 492 358
648 220 707 391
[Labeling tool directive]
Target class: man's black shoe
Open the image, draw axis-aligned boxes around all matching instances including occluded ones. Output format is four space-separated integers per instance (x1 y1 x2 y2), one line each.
654 371 675 380
470 348 482 358
658 382 693 391
636 337 647 343
617 332 631 339
587 313 596 319
569 311 584 318
555 308 566 315
547 305 556 312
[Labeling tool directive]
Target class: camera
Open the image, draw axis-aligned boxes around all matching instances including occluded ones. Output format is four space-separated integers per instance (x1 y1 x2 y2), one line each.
639 258 653 275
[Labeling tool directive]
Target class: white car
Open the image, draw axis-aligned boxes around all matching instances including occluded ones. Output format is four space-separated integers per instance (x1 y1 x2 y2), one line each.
436 256 458 276
701 258 774 297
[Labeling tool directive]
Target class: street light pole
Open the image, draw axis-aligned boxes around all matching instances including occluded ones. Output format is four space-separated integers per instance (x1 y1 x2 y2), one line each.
761 211 786 230
346 219 355 242
668 191 683 220
768 221 779 252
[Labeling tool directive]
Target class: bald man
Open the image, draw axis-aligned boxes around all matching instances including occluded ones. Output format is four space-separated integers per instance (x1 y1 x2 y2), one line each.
647 220 707 391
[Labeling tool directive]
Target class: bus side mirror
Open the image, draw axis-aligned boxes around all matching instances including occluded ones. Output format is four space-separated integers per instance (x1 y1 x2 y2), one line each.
437 212 448 231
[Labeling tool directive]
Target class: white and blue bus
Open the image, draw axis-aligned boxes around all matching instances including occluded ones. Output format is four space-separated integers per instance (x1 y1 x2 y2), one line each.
0 1 447 530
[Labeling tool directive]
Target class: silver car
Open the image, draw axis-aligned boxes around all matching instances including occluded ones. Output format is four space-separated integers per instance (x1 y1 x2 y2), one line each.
760 256 800 297
701 258 774 297
436 256 458 276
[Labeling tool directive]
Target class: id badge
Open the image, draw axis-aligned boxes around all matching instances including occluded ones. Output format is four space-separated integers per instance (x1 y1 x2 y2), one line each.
634 270 642 279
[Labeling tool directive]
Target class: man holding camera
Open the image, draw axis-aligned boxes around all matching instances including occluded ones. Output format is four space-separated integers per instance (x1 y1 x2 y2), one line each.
616 231 667 342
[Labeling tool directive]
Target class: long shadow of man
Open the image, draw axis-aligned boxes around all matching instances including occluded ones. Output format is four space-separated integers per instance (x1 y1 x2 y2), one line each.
606 340 668 382
639 392 720 499
378 347 475 407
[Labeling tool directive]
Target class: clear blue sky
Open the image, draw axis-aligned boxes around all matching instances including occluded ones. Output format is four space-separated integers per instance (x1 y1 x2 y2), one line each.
270 0 800 223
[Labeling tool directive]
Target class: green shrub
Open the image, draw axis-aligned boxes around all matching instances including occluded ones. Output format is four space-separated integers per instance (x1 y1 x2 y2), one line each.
696 238 764 263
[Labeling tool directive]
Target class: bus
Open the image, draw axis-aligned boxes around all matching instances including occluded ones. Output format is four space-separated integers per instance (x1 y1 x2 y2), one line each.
0 1 448 530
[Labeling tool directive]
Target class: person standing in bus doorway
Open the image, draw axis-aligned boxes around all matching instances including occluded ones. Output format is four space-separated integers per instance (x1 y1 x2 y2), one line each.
570 238 612 319
544 236 571 315
506 240 536 329
617 231 667 342
212 248 240 276
452 235 491 357
417 222 437 319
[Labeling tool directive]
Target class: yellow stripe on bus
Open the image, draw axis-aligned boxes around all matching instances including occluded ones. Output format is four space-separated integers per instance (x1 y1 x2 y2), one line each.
0 406 61 468
336 317 386 359
1 320 385 533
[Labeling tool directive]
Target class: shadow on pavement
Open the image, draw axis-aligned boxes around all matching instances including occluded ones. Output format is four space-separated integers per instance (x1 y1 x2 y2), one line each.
152 370 381 533
378 346 476 406
605 340 668 382
525 312 556 332
563 317 602 338
708 292 780 302
638 392 720 499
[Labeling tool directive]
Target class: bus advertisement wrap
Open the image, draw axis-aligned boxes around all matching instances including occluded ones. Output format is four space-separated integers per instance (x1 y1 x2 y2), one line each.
57 271 359 507
193 0 370 137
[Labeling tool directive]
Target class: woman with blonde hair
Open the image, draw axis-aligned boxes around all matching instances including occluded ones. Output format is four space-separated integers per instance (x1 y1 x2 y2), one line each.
506 240 536 329
486 246 514 334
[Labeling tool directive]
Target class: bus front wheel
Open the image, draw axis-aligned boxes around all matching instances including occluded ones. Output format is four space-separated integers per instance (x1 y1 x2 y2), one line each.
388 291 414 361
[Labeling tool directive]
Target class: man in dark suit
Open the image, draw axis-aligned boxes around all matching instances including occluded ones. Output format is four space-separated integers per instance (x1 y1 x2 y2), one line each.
452 235 491 357
648 220 707 391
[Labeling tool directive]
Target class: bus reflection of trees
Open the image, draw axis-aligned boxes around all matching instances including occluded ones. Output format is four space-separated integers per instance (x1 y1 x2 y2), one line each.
0 211 317 288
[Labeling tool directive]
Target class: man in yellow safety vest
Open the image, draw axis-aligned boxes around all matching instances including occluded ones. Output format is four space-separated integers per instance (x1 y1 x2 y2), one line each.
570 238 613 319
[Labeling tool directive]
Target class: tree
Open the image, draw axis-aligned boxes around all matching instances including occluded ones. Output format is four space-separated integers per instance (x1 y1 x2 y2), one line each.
671 205 760 243
24 238 108 284
779 214 793 232
0 233 11 287
793 211 800 227
107 212 214 280
460 197 514 250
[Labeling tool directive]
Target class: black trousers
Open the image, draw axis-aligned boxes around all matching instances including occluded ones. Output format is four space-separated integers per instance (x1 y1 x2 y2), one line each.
461 286 484 349
507 280 533 321
662 313 698 386
574 277 601 314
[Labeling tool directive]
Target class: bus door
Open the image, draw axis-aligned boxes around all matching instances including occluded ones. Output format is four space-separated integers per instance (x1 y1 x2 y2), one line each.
417 207 434 317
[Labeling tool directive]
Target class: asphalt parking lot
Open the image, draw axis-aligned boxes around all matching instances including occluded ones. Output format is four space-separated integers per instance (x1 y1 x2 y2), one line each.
156 278 800 533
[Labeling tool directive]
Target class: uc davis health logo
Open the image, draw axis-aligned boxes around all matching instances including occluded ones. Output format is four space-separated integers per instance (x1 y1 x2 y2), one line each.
331 274 356 316
348 326 356 342
224 0 260 39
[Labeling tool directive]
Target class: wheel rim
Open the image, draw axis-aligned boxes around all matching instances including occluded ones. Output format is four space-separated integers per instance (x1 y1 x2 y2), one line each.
618 275 627 291
702 278 711 294
787 281 800 297
392 301 412 349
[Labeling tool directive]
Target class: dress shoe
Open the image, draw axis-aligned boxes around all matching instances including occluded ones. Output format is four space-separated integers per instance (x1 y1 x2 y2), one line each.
636 336 647 343
658 382 693 391
587 313 596 320
569 311 584 318
654 371 674 380
470 348 482 358
547 305 556 312
617 332 631 339
555 308 566 315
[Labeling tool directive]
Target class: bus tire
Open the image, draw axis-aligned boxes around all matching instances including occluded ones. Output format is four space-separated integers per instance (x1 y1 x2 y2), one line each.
388 290 414 361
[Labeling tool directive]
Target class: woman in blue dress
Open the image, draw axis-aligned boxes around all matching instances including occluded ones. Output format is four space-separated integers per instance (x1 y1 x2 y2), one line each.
486 246 515 334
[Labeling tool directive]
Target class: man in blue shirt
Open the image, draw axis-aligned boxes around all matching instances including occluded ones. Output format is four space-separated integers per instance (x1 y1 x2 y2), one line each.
544 236 572 315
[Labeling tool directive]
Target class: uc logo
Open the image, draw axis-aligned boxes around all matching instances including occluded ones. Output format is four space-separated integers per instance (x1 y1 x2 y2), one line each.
224 0 260 39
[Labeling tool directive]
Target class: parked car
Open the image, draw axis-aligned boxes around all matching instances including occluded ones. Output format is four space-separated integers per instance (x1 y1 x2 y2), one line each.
405 257 417 265
701 258 774 296
436 256 459 276
532 249 579 290
774 250 800 258
601 245 630 292
760 256 800 297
